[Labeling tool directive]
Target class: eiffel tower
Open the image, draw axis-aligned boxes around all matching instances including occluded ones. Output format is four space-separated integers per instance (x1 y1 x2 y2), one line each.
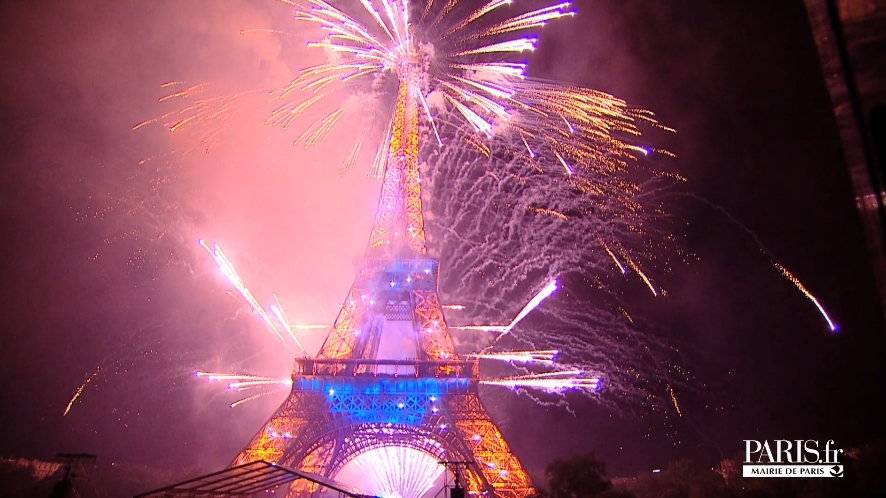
234 64 532 498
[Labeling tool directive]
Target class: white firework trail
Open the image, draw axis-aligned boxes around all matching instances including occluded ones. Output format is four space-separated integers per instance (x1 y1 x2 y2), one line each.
200 240 286 344
450 279 558 334
466 349 557 364
200 240 313 352
196 371 292 408
504 279 558 333
270 293 309 355
482 370 600 391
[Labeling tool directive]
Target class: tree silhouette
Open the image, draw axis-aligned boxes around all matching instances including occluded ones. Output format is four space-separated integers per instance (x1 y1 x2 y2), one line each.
543 452 615 498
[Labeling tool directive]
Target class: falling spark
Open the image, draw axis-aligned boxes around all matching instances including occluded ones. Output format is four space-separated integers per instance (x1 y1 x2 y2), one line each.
63 366 102 416
597 236 626 274
341 131 366 175
520 133 535 158
773 262 837 331
622 253 657 296
667 384 682 417
526 206 568 220
619 307 634 324
561 115 575 134
442 304 465 310
681 194 837 331
554 151 573 175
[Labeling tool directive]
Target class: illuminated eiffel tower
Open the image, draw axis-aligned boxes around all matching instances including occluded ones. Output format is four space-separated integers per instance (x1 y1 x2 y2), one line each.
233 64 533 498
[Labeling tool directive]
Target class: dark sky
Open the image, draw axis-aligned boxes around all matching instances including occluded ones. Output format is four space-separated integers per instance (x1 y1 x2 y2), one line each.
0 0 884 486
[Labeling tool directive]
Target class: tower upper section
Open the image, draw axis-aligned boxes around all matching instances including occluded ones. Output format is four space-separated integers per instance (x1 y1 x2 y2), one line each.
314 63 458 367
366 65 428 258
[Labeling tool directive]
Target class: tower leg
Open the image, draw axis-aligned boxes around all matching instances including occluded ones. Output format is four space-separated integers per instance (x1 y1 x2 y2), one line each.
446 392 533 498
234 390 320 466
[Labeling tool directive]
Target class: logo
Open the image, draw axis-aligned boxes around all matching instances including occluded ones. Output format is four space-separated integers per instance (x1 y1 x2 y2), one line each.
742 440 843 478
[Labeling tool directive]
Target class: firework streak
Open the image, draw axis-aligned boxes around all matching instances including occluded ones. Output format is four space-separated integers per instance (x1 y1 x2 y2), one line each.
63 366 103 416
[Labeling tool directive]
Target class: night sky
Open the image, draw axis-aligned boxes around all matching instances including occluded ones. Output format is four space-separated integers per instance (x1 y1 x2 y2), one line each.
0 0 884 486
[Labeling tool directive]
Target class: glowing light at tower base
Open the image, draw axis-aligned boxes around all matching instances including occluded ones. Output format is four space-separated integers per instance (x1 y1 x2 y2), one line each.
337 446 445 498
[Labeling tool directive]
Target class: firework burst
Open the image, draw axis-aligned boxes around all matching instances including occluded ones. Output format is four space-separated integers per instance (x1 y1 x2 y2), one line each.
150 0 669 181
157 0 690 419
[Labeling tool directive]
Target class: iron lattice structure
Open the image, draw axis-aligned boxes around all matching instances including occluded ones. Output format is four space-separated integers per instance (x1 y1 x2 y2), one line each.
235 66 533 498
